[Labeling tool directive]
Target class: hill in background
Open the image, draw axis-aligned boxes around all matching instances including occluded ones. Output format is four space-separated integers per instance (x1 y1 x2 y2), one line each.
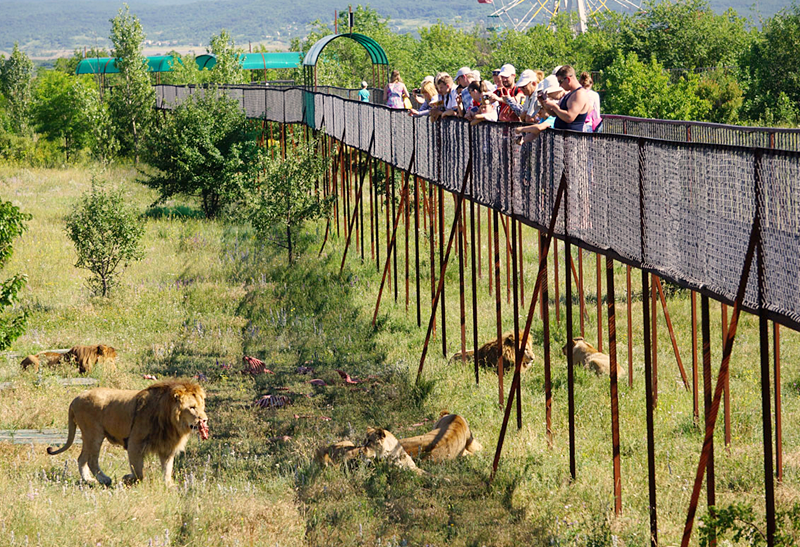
0 0 789 58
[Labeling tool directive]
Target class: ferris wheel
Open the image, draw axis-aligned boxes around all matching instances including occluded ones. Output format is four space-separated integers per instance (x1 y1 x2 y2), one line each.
483 0 642 33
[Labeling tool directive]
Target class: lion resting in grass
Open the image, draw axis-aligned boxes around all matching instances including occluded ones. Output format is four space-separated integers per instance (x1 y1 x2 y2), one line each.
449 331 535 373
315 440 373 467
399 412 482 462
363 427 424 475
20 344 117 374
563 337 625 379
47 380 208 485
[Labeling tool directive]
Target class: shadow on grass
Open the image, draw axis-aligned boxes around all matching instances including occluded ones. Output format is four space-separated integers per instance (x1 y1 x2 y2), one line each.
145 205 205 220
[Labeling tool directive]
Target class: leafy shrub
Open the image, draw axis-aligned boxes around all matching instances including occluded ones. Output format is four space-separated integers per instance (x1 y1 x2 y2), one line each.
65 181 145 297
142 88 263 218
0 198 30 349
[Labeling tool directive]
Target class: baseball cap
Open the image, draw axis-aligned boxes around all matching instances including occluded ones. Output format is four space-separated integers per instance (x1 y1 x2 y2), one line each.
455 66 472 80
551 65 563 76
361 81 368 87
516 69 536 88
421 75 434 84
498 63 516 78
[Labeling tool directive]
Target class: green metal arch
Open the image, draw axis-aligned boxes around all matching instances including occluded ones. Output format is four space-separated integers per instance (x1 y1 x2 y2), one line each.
302 33 388 67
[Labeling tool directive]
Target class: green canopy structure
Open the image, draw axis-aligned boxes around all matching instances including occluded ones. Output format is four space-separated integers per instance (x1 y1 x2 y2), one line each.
75 55 182 75
301 33 389 89
194 52 302 71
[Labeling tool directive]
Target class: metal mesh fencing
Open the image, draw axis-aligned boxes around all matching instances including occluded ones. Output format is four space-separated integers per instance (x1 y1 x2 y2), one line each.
154 84 800 328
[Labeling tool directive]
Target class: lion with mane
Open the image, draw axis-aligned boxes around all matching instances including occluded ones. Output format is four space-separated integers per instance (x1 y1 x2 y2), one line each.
47 380 208 485
449 331 535 373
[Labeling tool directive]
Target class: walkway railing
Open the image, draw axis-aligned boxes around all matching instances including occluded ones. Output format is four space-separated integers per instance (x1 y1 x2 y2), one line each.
155 83 800 331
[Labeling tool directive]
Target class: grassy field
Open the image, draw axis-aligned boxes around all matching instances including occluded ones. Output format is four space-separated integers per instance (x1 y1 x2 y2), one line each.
0 164 798 546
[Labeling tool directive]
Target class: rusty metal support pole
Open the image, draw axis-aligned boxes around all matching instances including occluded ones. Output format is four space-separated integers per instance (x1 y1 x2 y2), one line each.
642 271 658 547
651 275 658 409
360 153 365 261
503 215 511 305
775 322 783 482
511 216 522 429
372 178 410 328
471 198 479 385
655 277 690 390
439 185 447 357
722 303 730 448
416 157 473 382
626 265 633 386
579 249 585 336
429 183 436 338
385 163 391 291
701 294 716 546
680 218 759 547
458 206 467 366
414 176 421 328
639 138 657 547
607 255 622 516
541 232 552 447
597 254 603 351
477 203 482 278
554 239 560 323
518 221 524 304
369 155 375 263
405 174 410 312
491 172 566 480
692 291 699 424
565 235 576 479
339 136 375 273
374 158 380 272
755 151 776 546
494 209 503 407
488 209 493 296
392 166 398 303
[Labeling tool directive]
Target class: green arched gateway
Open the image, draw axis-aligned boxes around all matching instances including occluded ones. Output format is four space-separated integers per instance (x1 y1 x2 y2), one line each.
301 32 389 89
301 33 389 128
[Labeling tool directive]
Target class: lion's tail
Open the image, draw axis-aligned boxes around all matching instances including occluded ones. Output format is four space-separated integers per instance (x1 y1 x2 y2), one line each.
47 406 76 455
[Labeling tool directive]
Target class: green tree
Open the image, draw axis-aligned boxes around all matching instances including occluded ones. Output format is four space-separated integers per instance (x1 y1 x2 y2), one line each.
107 4 154 163
696 69 744 124
740 3 800 125
32 71 102 161
206 30 247 85
622 0 752 70
603 51 711 120
142 88 262 218
248 137 331 264
0 198 29 350
0 43 34 134
65 182 145 297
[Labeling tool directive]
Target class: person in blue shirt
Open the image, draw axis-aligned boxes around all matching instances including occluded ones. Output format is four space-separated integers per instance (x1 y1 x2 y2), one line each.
357 81 370 102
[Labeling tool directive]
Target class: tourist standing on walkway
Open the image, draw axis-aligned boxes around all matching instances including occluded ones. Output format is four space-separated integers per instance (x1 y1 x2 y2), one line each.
358 81 370 102
385 70 410 109
544 65 590 131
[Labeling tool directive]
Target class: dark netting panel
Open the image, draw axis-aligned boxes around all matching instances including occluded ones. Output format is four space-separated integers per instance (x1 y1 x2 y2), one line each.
244 88 266 118
344 100 359 148
373 107 392 164
323 95 335 137
587 134 641 262
224 87 244 110
358 102 374 152
162 85 177 108
412 117 437 181
284 89 304 123
391 109 414 170
643 142 757 308
314 94 325 130
759 153 800 323
563 133 595 242
472 123 511 213
175 85 191 106
439 119 470 195
534 132 566 236
266 89 284 123
332 96 345 142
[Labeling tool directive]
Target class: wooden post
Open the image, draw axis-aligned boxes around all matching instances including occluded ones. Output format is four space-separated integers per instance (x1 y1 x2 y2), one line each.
607 256 622 516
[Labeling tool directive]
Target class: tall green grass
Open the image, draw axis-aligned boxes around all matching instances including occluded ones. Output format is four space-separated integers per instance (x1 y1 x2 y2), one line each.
0 165 798 546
